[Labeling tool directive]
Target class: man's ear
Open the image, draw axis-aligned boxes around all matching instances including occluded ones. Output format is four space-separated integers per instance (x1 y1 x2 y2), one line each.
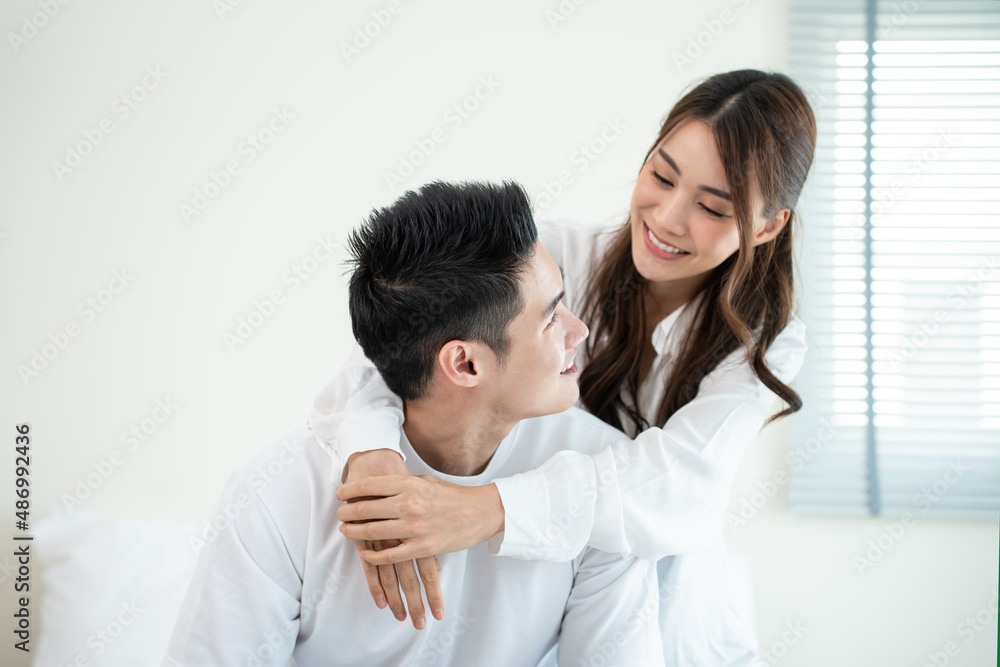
437 340 483 388
753 208 791 247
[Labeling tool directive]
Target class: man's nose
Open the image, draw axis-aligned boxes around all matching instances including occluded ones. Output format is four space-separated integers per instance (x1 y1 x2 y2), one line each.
565 307 589 347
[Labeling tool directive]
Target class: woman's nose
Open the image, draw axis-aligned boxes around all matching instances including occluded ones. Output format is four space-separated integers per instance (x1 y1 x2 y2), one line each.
651 194 687 236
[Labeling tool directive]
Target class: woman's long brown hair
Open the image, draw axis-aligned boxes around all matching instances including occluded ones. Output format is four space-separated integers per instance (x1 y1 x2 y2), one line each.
579 69 817 434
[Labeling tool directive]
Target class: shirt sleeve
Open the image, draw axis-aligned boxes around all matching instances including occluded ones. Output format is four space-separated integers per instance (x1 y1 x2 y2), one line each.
164 474 302 666
556 550 664 667
311 344 407 483
491 317 808 562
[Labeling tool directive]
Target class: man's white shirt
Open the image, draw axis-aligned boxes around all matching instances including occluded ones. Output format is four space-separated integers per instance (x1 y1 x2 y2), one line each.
165 393 664 667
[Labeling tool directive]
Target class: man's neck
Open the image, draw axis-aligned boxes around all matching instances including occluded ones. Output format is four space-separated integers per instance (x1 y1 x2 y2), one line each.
401 395 514 477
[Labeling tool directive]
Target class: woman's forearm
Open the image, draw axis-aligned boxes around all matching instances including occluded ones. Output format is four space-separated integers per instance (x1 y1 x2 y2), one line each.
336 478 506 563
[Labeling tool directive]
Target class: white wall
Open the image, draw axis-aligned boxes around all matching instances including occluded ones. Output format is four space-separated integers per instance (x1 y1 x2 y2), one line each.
729 416 997 666
0 1 994 665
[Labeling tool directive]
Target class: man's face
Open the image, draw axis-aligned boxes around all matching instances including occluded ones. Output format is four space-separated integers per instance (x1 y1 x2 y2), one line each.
480 241 589 420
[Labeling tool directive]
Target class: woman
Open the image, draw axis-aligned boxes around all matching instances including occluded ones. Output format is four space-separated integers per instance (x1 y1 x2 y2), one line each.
331 69 816 664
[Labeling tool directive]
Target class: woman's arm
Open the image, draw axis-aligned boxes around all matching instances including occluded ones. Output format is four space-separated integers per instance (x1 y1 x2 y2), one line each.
496 319 807 561
314 344 407 482
314 346 444 624
338 317 808 563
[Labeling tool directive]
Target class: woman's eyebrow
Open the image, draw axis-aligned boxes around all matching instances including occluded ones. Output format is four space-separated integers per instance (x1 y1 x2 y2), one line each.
698 185 731 201
658 149 681 174
658 149 732 201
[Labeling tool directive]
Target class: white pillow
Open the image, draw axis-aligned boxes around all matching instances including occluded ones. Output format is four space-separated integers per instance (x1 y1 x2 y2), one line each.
34 511 205 667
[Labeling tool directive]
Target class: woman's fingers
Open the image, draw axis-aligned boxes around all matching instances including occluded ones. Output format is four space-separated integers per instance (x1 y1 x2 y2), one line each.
416 556 444 620
340 518 410 542
337 496 400 524
360 541 423 565
353 539 387 609
337 475 412 502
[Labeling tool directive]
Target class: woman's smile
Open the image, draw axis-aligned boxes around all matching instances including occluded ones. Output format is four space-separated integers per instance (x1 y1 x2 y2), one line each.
643 222 691 260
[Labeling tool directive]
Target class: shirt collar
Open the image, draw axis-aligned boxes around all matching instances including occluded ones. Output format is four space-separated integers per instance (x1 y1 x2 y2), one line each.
398 422 521 486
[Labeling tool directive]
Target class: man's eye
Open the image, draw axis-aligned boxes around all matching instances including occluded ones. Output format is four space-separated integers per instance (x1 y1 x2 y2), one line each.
546 313 559 329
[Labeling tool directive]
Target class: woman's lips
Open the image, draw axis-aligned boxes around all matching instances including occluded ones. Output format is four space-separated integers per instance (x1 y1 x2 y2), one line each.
643 223 689 261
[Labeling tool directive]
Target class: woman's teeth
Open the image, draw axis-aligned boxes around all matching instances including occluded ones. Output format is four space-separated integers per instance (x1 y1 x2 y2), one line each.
647 228 689 254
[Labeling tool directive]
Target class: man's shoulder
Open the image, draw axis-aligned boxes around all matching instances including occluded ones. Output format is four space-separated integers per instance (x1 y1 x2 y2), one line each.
229 424 333 505
209 424 336 565
514 407 628 458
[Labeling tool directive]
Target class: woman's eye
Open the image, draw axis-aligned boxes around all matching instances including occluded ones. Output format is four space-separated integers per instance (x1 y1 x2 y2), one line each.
700 204 724 218
653 172 673 187
546 313 559 329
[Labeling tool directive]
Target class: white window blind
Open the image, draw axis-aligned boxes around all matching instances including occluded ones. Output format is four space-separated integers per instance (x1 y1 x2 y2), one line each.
787 0 1000 518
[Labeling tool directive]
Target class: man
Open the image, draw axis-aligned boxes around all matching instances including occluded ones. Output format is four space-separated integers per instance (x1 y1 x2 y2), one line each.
165 181 663 666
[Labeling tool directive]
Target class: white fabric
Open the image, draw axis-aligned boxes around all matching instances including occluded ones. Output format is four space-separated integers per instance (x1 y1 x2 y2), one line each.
309 343 409 484
328 218 809 666
657 548 761 667
33 512 204 667
165 404 663 667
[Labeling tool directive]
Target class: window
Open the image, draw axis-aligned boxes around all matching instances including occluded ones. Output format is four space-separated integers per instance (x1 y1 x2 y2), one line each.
787 0 1000 518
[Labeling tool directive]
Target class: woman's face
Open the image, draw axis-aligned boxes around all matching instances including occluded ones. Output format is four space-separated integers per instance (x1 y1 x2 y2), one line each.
629 118 750 302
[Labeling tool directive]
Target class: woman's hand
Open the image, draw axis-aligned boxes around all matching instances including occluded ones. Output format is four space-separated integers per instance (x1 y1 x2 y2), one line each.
341 449 444 628
336 475 505 565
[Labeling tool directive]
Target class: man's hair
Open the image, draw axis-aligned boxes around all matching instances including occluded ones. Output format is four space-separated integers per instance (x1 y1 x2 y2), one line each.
347 180 538 400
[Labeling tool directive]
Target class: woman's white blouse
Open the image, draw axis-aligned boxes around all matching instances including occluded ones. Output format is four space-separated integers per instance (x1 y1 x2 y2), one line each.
327 219 808 562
